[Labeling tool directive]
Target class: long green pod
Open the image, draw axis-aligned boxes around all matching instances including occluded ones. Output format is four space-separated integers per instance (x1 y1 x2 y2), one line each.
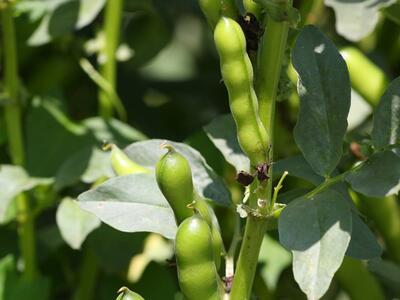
199 0 221 28
155 145 194 224
175 214 221 300
106 144 150 176
214 17 269 165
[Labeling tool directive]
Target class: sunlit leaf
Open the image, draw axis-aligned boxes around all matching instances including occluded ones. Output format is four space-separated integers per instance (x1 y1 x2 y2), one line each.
292 26 351 177
56 197 101 249
279 189 352 299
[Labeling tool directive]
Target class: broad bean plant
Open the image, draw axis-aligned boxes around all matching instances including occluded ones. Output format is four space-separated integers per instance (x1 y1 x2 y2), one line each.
1 0 400 299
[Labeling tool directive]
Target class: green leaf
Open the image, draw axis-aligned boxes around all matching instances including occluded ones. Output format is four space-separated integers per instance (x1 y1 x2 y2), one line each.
345 150 400 197
292 25 351 177
26 97 145 178
0 165 52 223
83 117 147 142
382 1 400 25
346 211 382 260
124 140 231 206
203 114 250 173
25 98 90 177
324 0 395 41
26 0 106 46
371 76 400 154
55 147 113 191
279 189 352 300
273 155 324 185
78 174 177 239
368 258 400 294
56 197 101 250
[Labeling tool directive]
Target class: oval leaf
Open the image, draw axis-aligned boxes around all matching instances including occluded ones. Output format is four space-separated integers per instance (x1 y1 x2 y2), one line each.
346 211 382 260
27 0 106 46
203 114 250 173
279 189 352 300
56 197 101 250
293 25 351 177
0 165 52 223
346 150 400 197
371 76 400 154
78 174 177 239
124 139 231 206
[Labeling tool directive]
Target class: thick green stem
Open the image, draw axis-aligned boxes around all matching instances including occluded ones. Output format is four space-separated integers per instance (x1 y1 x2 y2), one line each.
99 0 124 119
230 4 291 298
230 216 268 300
256 4 290 212
256 12 289 134
1 4 37 279
72 247 99 300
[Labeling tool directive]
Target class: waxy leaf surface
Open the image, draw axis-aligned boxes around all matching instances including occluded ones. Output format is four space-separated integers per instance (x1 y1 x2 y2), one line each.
293 26 351 177
279 189 352 300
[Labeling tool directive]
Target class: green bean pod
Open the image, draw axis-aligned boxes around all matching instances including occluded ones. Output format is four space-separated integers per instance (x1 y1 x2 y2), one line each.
155 145 194 224
214 17 269 165
175 214 221 300
243 0 262 19
155 145 224 269
198 0 238 28
193 196 225 270
199 0 221 28
107 144 150 176
116 287 145 300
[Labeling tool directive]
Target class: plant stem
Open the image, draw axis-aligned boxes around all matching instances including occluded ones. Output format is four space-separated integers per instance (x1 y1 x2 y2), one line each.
1 3 37 280
256 7 289 135
99 0 124 120
255 1 290 212
73 247 99 300
306 161 365 199
230 216 268 300
230 3 291 298
305 174 346 198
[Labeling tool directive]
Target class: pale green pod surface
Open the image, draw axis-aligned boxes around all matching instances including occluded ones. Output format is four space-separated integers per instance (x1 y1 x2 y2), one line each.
175 214 220 300
211 225 223 270
156 146 194 224
221 0 238 19
243 0 262 19
214 17 268 164
198 0 221 28
193 197 224 270
110 144 149 176
116 287 145 300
